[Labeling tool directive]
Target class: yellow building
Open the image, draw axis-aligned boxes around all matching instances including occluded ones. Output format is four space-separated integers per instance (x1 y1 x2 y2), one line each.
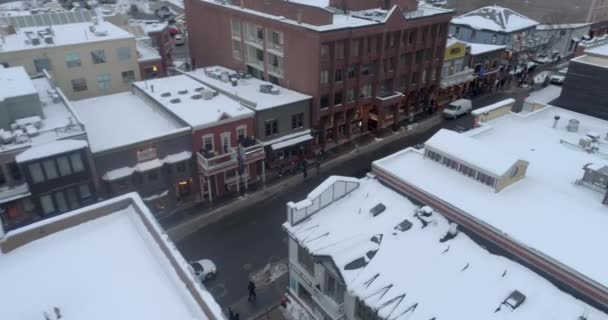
0 21 140 100
438 38 475 106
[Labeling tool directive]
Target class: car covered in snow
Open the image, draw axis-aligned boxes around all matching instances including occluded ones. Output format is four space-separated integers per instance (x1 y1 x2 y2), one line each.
189 259 217 281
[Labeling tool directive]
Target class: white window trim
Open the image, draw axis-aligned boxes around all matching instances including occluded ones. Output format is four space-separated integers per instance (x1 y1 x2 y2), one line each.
220 132 232 151
202 133 215 152
236 125 247 141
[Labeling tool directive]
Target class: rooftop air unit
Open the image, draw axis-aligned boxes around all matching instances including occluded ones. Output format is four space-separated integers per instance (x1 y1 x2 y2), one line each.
567 119 579 132
259 84 273 93
201 89 214 100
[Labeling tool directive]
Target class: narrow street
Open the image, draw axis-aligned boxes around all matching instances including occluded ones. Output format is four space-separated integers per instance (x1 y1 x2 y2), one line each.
175 84 536 318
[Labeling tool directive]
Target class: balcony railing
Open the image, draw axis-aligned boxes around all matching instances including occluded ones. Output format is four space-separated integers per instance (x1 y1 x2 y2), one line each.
312 285 345 320
197 140 265 175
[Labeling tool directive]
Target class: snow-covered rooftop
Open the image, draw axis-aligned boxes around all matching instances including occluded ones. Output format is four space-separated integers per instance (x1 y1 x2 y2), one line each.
133 75 254 130
128 19 168 34
284 0 329 8
0 21 134 53
451 5 538 33
284 176 607 320
200 0 450 32
136 39 161 62
72 91 188 153
536 23 591 30
15 139 88 163
0 66 36 100
425 129 520 176
186 66 311 111
0 68 86 153
467 42 506 55
572 53 608 69
374 105 608 289
586 42 608 57
0 193 223 320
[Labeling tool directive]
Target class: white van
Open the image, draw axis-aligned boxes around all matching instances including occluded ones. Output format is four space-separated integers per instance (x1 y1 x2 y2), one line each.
443 99 472 119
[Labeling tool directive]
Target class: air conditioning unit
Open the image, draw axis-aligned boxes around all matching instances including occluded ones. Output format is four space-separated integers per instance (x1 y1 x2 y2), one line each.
270 88 280 95
201 89 214 100
259 84 273 93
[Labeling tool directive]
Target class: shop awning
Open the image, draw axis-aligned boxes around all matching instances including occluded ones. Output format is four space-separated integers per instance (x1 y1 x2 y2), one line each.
271 134 313 151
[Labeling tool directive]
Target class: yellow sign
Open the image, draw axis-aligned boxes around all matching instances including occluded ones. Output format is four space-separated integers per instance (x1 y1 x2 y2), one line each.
444 41 467 61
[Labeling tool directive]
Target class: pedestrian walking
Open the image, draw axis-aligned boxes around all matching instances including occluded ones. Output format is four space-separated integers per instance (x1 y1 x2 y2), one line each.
228 307 234 320
302 160 308 178
248 280 257 302
234 313 240 320
316 161 321 175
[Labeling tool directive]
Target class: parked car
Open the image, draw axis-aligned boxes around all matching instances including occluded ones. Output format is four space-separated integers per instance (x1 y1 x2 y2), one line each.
168 25 180 36
174 33 185 45
549 75 566 85
189 259 217 281
443 99 472 119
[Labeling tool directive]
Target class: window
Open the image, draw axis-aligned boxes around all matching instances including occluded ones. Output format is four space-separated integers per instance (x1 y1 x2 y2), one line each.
148 170 159 181
421 69 427 84
40 194 55 215
56 156 72 176
426 149 443 162
389 57 396 72
320 70 329 84
8 162 21 181
320 95 329 109
459 164 476 177
442 157 459 169
346 89 355 102
232 39 242 60
334 91 343 106
297 243 315 275
231 19 241 37
361 63 371 76
117 47 131 61
71 78 87 92
335 41 344 59
256 26 264 41
70 153 84 172
33 58 52 73
28 163 44 183
415 50 423 64
265 119 278 137
91 49 107 64
351 39 359 57
78 183 92 200
325 272 345 303
455 26 460 34
65 52 81 68
255 48 264 62
66 188 79 210
203 135 214 152
348 65 358 79
321 44 329 56
334 68 343 82
360 84 371 98
236 126 246 143
54 191 68 213
120 70 135 84
409 29 415 44
42 159 58 180
96 74 112 90
271 30 282 46
0 167 5 185
292 113 304 129
411 72 419 85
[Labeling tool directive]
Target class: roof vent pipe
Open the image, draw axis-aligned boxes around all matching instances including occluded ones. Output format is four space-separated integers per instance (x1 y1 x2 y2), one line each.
553 115 560 129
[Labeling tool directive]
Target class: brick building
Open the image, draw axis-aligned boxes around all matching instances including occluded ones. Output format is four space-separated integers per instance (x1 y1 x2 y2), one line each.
185 0 453 147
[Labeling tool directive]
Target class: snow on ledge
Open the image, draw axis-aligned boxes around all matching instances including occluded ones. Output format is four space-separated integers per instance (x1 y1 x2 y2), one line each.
15 139 88 163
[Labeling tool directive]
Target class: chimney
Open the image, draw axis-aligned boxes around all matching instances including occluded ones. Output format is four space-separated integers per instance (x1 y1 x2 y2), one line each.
553 115 560 128
297 9 303 24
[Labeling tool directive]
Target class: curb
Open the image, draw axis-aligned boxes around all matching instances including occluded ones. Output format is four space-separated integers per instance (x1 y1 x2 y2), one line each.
167 114 442 241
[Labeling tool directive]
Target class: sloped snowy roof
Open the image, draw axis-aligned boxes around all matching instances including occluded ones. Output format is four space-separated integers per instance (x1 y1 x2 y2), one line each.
425 129 520 176
374 105 608 290
133 75 253 130
586 43 608 57
72 91 188 153
451 5 538 32
0 193 223 320
0 21 134 53
186 66 311 111
284 177 607 320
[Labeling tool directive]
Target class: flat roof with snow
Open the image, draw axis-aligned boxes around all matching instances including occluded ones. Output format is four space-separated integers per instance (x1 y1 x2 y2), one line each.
0 68 86 154
133 75 254 130
374 106 608 289
72 91 188 153
186 66 311 111
451 5 538 33
284 176 606 320
467 42 506 55
0 193 222 320
0 21 134 53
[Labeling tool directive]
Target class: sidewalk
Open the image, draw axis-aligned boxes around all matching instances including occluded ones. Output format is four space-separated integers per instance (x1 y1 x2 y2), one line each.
165 113 442 242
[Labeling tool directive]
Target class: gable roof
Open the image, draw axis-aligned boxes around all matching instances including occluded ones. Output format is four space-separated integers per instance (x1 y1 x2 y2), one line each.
451 5 538 33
